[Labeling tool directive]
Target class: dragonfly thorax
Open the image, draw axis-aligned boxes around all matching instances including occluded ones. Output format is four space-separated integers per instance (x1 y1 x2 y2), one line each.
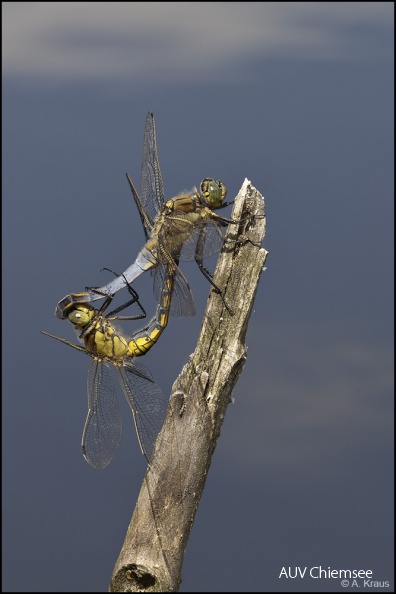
164 191 200 214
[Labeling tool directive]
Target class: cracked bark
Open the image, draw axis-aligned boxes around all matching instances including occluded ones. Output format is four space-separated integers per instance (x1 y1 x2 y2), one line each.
109 179 268 592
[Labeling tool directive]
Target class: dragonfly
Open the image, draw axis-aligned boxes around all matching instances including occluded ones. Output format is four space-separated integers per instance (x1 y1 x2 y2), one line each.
56 111 239 321
43 269 176 470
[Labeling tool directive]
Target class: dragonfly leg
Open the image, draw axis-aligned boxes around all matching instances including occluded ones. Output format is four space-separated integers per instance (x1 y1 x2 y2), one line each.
216 200 234 210
194 228 234 315
224 212 265 249
78 295 115 339
100 268 146 320
230 212 265 226
106 297 146 321
84 286 112 298
195 259 234 316
224 234 262 249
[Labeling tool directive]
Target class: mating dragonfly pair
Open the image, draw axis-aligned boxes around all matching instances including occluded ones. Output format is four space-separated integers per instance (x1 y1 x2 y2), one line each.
43 112 241 470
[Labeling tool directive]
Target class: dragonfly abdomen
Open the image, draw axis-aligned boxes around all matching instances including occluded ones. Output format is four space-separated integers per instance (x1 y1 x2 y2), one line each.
88 247 158 303
127 267 175 357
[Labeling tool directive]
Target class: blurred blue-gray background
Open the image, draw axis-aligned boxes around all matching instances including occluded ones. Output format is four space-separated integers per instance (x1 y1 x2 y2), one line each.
2 3 393 592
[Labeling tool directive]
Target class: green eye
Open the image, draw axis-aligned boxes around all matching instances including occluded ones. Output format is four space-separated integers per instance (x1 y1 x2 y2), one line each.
200 178 227 209
68 306 94 327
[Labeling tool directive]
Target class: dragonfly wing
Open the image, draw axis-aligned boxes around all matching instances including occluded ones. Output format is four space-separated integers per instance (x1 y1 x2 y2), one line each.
158 215 225 262
116 361 168 464
178 221 225 262
153 262 196 317
140 112 165 225
82 360 122 470
126 173 152 241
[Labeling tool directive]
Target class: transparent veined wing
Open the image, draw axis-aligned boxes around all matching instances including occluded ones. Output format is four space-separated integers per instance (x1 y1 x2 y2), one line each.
82 360 123 470
140 112 165 227
116 360 168 464
175 220 225 262
155 214 224 262
152 261 196 317
126 173 152 242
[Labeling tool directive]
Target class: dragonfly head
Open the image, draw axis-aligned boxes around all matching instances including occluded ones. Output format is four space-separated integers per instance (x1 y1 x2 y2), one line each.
67 304 95 328
55 292 92 319
200 178 227 210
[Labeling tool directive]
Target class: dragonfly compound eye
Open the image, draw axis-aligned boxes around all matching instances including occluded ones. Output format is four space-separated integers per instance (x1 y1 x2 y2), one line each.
200 178 227 209
68 305 95 327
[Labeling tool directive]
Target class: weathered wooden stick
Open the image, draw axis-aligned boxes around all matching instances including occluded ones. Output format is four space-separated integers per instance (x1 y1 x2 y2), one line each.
109 179 268 592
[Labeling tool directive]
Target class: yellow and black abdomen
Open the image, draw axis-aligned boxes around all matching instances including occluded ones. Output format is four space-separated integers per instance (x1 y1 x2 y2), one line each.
127 267 175 357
